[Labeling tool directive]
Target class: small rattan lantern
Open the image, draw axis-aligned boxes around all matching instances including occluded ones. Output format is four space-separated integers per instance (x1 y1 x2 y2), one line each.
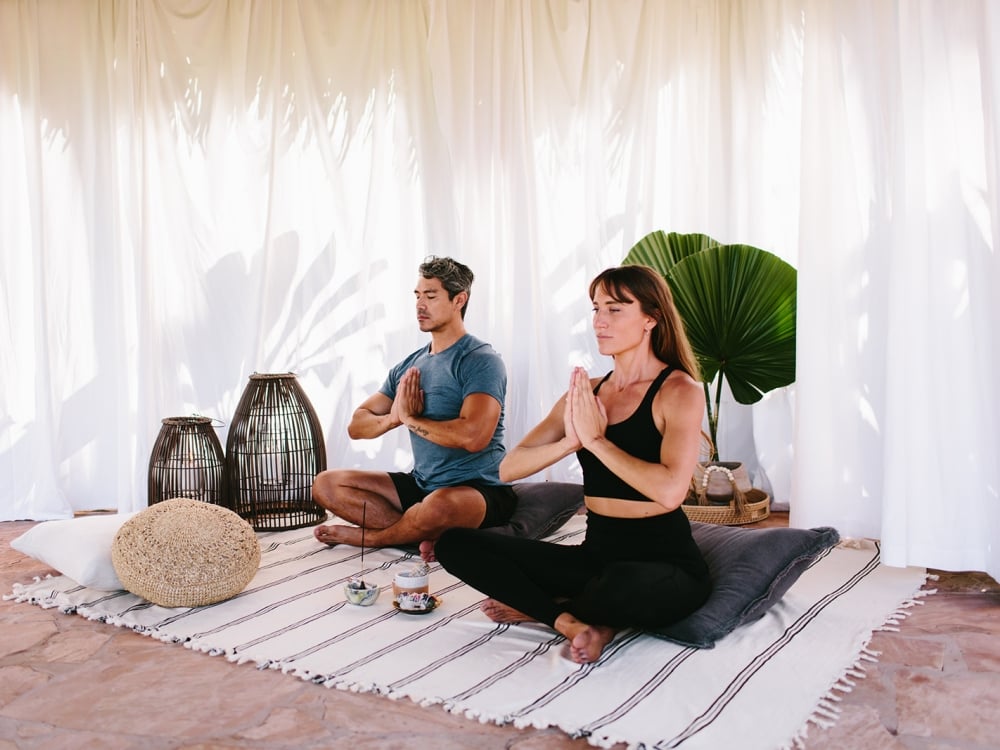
147 416 227 506
225 372 327 531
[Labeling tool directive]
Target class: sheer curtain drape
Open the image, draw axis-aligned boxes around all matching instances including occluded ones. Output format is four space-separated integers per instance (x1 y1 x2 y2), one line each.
1 1 997 579
794 0 1000 576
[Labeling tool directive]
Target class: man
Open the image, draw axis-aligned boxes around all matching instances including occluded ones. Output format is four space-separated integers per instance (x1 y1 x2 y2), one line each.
312 256 515 558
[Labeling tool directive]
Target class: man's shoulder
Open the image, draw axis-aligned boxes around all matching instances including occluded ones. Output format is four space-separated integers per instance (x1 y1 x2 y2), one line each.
455 333 501 359
454 336 505 375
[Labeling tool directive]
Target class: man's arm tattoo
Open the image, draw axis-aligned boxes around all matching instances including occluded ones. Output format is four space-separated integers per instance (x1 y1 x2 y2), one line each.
407 423 430 437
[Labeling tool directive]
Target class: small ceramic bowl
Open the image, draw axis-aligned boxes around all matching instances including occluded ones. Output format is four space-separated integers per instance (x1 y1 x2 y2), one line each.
344 579 380 606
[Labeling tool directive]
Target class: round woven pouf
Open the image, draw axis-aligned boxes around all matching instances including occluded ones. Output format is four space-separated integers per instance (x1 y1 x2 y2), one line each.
112 497 260 607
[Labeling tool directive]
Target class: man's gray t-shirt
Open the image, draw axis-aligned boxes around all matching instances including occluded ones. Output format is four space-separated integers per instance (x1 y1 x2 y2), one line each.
379 334 508 491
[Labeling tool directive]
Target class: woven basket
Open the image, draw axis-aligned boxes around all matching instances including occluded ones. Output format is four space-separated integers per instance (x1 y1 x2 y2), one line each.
682 488 771 526
682 461 770 526
111 497 260 607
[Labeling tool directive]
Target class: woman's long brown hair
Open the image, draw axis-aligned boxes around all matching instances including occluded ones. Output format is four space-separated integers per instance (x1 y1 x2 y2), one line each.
588 265 701 380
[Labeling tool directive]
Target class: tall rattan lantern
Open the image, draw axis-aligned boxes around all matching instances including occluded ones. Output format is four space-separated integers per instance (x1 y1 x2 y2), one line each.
147 416 227 506
225 373 327 531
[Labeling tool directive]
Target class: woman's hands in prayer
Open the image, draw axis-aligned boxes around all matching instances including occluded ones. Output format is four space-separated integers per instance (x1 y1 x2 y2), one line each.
566 366 606 449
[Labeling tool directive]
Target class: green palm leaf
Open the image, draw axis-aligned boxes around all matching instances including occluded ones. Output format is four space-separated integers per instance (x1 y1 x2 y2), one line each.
667 245 796 404
622 233 796 460
623 231 721 278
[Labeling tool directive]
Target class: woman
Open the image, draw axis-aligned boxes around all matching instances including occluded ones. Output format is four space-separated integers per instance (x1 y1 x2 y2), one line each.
434 265 711 664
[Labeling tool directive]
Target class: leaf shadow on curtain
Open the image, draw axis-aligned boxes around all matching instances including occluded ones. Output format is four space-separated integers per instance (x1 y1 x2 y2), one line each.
164 233 393 463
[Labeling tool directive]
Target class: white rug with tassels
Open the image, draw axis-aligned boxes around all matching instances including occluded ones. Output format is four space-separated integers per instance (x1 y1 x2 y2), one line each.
9 515 929 750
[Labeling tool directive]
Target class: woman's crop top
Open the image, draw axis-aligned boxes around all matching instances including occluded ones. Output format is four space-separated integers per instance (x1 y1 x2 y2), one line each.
575 366 672 501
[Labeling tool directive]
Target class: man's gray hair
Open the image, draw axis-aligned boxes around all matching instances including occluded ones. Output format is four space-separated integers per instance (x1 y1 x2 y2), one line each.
419 256 474 317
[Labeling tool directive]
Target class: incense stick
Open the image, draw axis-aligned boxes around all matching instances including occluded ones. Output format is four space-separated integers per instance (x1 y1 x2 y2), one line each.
359 503 366 583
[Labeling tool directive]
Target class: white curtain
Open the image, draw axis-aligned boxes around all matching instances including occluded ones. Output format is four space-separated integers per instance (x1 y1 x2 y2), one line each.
794 0 1000 576
2 1 997 580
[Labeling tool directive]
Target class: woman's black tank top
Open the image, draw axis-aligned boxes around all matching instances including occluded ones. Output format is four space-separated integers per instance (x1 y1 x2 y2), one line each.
576 366 673 501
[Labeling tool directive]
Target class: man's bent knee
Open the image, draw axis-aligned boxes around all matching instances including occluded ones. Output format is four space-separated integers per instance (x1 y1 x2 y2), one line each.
311 469 353 508
418 488 487 530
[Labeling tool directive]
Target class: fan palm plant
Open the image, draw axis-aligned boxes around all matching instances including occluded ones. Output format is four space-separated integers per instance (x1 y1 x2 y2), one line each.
622 231 796 461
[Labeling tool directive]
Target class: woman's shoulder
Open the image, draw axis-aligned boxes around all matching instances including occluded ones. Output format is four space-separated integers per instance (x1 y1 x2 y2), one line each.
658 367 703 404
652 368 704 433
663 365 699 385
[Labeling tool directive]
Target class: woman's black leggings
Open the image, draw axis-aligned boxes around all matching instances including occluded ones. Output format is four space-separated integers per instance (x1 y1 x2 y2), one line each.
434 512 711 629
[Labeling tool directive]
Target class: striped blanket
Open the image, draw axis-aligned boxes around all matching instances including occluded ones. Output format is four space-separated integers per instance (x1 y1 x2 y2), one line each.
10 515 928 750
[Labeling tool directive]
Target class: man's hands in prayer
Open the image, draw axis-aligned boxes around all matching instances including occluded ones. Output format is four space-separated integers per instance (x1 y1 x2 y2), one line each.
394 367 425 424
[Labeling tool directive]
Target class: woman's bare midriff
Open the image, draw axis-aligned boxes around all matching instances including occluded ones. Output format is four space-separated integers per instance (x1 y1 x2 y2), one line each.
585 495 670 519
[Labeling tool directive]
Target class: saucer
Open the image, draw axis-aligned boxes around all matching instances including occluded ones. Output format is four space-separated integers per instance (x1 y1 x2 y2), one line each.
393 595 441 615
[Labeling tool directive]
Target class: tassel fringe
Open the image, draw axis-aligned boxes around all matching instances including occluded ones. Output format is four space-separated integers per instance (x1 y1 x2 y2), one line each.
782 572 936 750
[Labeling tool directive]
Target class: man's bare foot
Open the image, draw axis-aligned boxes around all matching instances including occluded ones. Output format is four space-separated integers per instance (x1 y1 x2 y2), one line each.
480 599 536 624
554 613 617 664
314 523 363 547
418 540 436 562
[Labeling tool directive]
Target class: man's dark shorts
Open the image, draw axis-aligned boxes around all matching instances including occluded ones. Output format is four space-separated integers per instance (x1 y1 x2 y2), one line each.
388 472 517 529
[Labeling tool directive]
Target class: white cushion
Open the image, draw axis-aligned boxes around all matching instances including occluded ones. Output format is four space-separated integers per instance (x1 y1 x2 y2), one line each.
10 512 137 591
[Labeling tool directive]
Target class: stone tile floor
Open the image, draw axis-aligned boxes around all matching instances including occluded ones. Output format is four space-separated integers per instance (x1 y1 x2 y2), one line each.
2 513 999 749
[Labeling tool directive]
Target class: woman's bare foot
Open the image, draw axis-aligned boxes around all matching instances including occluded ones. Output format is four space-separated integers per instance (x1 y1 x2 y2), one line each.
568 625 617 664
480 599 536 624
554 613 617 664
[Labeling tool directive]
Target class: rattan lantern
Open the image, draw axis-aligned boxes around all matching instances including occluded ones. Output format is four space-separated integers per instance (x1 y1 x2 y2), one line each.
225 373 327 531
147 416 227 506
